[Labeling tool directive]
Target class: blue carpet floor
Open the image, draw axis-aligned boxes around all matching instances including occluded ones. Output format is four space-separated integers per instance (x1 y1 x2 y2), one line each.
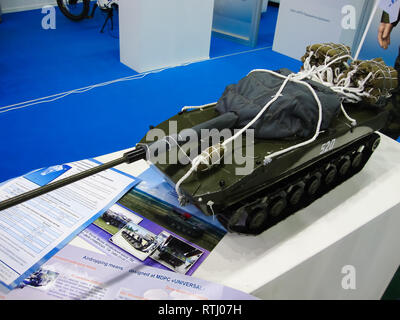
0 5 300 182
0 5 278 107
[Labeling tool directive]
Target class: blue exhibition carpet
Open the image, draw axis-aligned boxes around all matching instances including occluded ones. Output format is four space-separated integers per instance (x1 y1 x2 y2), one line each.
0 5 300 182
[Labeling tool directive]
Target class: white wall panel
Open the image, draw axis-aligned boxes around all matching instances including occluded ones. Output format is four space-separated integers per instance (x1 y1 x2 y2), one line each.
1 0 56 13
119 0 214 73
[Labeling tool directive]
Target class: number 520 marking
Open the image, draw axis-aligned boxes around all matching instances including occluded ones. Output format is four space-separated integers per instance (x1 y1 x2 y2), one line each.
320 139 336 154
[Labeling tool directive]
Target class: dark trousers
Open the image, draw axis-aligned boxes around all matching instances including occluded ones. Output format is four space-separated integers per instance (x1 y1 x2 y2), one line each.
395 47 400 86
381 47 400 139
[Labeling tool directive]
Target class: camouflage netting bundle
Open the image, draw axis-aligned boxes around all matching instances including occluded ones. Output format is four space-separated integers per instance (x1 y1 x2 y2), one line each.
301 43 351 73
338 58 398 107
300 43 398 107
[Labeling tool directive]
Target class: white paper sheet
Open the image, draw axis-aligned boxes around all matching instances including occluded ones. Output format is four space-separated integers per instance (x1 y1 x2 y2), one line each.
0 159 139 290
2 244 257 300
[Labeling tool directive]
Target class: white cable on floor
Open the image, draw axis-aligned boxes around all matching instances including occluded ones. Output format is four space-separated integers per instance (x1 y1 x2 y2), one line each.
0 72 154 114
0 60 199 114
1 46 274 115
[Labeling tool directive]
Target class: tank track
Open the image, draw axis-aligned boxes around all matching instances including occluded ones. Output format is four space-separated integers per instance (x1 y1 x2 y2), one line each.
217 132 381 235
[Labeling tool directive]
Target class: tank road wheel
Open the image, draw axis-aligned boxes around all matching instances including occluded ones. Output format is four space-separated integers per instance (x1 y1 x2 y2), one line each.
370 135 381 152
338 157 351 176
307 174 321 196
351 152 363 169
246 207 268 232
269 197 287 218
288 186 304 206
324 165 337 186
227 207 246 229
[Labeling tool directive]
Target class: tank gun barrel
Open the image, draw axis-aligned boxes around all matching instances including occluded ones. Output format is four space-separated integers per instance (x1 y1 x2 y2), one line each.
0 112 239 212
146 111 238 157
0 146 147 212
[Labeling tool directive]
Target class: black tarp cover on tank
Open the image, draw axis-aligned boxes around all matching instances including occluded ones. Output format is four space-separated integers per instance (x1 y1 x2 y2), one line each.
215 69 342 139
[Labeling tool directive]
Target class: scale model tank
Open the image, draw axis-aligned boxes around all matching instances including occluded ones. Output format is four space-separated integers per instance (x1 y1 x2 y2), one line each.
138 44 398 235
0 44 396 237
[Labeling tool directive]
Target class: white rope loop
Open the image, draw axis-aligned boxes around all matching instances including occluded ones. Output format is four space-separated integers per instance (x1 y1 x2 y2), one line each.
180 102 216 112
175 143 225 204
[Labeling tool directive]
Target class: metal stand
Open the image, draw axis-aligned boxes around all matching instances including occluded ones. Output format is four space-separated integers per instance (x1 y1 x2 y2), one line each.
89 3 98 18
100 8 114 33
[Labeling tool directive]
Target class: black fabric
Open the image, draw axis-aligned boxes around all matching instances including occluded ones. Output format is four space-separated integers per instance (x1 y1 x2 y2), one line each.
215 69 341 139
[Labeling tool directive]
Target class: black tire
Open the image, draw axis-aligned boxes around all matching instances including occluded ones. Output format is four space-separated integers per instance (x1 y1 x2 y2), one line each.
370 135 381 152
307 175 321 196
246 207 268 232
351 152 363 169
57 0 90 21
269 197 287 218
338 157 351 176
227 208 245 229
324 165 337 185
288 186 304 206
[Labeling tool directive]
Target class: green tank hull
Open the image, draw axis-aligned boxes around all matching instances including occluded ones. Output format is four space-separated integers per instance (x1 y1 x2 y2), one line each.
141 102 388 234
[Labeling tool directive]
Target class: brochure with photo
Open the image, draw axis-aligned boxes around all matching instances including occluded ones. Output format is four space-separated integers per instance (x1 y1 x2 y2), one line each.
136 165 227 234
81 201 219 275
79 165 227 275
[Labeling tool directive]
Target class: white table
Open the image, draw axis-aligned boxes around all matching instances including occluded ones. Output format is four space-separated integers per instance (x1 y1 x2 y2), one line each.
79 134 400 299
119 0 214 73
193 134 400 299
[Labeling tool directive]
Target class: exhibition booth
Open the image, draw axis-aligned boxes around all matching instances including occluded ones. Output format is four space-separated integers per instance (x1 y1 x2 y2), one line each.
0 0 399 302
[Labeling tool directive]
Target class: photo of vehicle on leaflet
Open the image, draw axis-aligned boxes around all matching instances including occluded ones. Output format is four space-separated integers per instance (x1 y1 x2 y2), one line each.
94 204 143 235
117 186 226 253
17 268 59 290
150 231 203 274
109 222 162 261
